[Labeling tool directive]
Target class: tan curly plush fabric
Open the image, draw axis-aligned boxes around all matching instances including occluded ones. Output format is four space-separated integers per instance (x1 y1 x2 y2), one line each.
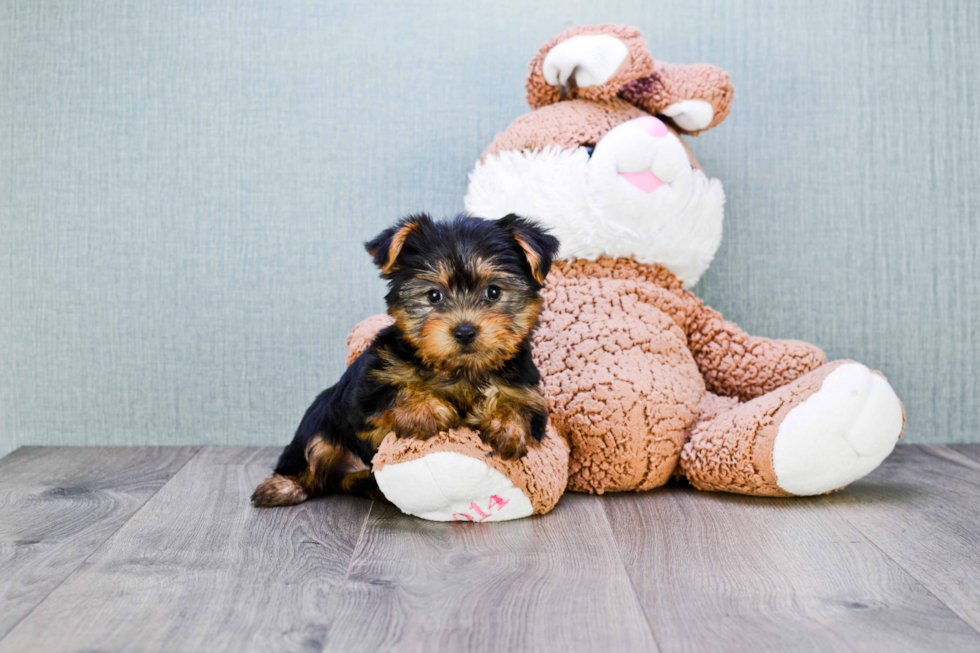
695 391 740 422
345 313 395 366
525 24 655 110
620 61 734 134
687 307 827 402
482 98 646 160
679 361 849 496
533 260 702 493
372 426 569 516
523 23 734 136
479 98 703 172
535 258 826 493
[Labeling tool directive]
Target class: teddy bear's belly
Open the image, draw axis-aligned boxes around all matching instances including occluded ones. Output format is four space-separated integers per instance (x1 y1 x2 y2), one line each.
532 275 704 494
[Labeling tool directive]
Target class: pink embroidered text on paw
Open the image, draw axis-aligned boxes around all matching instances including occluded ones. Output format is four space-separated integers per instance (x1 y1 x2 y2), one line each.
452 495 510 522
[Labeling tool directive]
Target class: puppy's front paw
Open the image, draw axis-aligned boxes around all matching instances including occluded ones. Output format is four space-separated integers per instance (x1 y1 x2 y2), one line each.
481 412 532 461
394 421 441 441
389 396 458 441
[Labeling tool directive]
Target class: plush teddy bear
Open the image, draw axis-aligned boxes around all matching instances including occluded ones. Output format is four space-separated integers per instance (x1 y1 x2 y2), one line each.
350 24 905 522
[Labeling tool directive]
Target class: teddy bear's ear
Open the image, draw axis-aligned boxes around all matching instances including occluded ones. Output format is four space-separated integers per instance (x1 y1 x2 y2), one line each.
619 62 735 135
525 24 655 110
365 214 432 277
496 215 560 286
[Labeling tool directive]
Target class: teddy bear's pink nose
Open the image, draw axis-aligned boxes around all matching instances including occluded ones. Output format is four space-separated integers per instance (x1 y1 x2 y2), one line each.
614 116 670 192
632 115 669 137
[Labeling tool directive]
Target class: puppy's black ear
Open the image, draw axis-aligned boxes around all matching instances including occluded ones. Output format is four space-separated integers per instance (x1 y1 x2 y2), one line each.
365 214 431 277
496 215 560 285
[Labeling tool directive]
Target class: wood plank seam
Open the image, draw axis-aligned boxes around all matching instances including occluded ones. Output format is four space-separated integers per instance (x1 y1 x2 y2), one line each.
317 499 374 653
921 445 980 475
595 495 664 653
832 506 980 640
333 501 375 602
827 445 980 640
0 446 204 647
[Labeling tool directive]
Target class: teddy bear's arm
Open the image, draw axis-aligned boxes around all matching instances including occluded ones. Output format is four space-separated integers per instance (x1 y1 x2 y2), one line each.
525 24 655 110
619 61 734 135
346 313 395 365
686 303 827 401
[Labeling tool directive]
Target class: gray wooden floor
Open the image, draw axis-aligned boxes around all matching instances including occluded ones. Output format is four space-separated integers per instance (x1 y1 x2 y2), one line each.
1 446 979 652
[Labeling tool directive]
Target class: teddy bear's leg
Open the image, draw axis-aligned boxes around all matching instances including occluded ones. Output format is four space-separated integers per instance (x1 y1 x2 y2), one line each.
535 296 704 494
680 361 904 497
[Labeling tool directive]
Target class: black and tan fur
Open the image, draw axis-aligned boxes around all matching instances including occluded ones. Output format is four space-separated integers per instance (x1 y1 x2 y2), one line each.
251 214 559 507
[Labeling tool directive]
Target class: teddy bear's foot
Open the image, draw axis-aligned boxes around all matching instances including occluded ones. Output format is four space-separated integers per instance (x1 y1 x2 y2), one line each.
771 362 904 495
374 452 534 522
371 426 569 522
682 361 904 496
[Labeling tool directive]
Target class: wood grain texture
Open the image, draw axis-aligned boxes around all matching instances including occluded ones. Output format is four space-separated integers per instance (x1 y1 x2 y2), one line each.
824 445 980 632
0 446 198 641
0 447 372 653
603 464 980 652
2 445 980 653
323 493 658 653
952 443 980 465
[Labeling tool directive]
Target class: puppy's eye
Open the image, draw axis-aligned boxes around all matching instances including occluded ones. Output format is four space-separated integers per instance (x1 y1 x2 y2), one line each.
485 285 501 301
426 289 443 304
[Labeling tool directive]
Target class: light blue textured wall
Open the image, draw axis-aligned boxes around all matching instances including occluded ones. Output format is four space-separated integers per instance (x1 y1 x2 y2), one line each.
1 0 978 456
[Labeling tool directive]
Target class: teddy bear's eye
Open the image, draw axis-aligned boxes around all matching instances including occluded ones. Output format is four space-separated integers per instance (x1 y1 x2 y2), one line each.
427 289 443 304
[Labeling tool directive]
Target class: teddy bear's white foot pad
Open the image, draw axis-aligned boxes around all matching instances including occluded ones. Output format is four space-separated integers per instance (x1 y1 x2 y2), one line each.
772 363 903 495
375 451 533 522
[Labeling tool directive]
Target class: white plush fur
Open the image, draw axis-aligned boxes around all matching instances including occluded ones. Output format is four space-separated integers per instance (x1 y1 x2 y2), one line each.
374 451 534 522
772 363 904 495
662 99 715 132
465 124 725 287
542 34 628 89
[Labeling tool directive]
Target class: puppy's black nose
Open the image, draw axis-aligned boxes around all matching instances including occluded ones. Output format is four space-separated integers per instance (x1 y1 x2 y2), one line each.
452 324 478 345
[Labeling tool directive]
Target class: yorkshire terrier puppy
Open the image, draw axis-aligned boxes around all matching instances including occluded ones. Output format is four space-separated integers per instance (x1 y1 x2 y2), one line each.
251 213 559 507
